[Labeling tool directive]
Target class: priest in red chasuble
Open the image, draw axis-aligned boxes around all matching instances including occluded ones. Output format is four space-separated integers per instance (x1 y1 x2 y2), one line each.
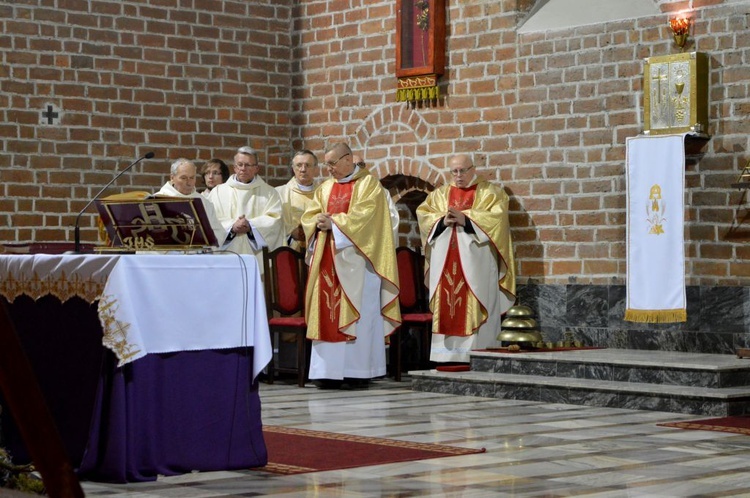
301 143 401 386
417 154 516 363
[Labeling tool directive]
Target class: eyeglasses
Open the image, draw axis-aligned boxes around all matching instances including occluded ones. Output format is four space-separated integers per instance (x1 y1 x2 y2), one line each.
235 162 258 169
323 153 350 168
450 166 474 176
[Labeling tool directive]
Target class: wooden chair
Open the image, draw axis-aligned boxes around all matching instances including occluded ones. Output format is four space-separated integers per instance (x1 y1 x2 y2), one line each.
262 246 309 387
390 246 433 381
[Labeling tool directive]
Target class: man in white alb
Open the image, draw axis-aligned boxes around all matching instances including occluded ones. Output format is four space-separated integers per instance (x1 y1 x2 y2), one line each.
207 146 284 271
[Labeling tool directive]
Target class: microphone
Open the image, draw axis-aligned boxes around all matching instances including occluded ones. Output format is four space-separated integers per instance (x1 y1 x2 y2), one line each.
73 151 156 253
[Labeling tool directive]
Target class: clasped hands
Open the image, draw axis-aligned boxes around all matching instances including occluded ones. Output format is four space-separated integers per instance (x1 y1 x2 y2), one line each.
232 215 251 235
444 207 466 227
316 213 333 231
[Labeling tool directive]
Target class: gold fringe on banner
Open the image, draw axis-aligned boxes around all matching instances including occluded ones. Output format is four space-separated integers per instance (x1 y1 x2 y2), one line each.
624 308 687 323
396 75 439 103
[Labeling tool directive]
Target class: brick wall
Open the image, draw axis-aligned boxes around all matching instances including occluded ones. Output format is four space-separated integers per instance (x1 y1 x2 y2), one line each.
0 0 293 243
291 0 750 286
2 0 750 287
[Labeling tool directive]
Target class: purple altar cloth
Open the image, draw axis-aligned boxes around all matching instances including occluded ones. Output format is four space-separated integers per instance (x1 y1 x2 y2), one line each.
78 348 268 483
0 295 103 465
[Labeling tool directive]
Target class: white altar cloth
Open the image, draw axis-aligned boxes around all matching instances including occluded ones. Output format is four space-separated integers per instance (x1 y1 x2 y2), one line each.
98 254 271 379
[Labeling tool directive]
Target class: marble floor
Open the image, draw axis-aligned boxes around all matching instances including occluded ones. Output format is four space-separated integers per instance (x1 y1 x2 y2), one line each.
80 376 750 497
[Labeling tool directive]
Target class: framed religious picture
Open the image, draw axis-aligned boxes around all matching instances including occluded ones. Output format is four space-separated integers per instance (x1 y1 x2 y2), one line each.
395 0 446 103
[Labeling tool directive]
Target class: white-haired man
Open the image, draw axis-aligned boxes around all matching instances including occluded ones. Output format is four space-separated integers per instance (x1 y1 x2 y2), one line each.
155 158 227 246
207 147 284 269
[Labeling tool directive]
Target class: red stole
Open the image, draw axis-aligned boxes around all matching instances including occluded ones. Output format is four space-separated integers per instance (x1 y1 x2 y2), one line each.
436 185 477 336
317 181 355 342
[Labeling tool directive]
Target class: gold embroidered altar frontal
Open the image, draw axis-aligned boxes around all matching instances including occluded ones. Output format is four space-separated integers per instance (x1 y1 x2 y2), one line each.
0 254 119 303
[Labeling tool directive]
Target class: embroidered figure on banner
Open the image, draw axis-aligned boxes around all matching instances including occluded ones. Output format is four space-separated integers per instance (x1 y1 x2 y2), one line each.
646 184 666 235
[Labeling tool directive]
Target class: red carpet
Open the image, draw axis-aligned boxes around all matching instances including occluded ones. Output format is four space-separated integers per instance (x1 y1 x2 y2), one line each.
257 425 486 475
658 416 750 435
436 364 471 372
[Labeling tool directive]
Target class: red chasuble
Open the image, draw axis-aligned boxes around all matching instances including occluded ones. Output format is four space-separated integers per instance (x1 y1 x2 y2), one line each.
317 181 355 342
436 185 480 336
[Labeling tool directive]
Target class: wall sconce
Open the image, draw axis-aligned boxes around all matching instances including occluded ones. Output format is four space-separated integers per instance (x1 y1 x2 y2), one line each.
668 15 691 49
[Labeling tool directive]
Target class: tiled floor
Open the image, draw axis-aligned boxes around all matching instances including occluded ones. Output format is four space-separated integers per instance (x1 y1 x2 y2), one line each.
81 377 750 497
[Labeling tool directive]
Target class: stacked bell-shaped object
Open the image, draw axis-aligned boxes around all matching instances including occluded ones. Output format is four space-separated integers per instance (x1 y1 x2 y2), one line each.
497 304 543 349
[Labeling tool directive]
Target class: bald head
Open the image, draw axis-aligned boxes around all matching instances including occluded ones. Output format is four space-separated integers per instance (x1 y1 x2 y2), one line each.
448 154 475 188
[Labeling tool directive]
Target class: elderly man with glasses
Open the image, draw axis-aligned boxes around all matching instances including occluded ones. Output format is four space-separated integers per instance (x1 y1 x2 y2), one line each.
275 149 319 252
207 146 284 271
416 153 516 364
300 142 401 389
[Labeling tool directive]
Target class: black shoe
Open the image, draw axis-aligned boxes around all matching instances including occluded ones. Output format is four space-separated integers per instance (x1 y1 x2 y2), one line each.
313 379 343 389
342 378 370 389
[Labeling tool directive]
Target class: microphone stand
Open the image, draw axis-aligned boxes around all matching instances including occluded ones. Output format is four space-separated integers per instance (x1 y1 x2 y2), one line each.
73 152 155 253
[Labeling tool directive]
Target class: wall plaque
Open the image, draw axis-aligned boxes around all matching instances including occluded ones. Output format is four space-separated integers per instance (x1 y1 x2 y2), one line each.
643 52 709 137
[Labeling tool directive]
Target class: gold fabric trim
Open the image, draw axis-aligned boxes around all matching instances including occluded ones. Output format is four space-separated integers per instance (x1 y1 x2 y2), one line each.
624 308 687 323
0 269 106 303
99 293 141 363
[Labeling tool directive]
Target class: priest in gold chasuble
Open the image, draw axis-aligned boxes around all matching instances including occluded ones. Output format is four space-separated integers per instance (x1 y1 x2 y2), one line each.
417 154 516 363
301 143 400 383
276 150 319 252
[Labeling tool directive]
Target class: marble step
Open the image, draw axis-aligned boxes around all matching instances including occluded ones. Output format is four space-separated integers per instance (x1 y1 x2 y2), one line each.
469 348 750 389
409 369 750 416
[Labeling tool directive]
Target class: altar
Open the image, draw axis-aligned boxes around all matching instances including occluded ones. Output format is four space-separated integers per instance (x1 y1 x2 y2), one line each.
0 253 271 483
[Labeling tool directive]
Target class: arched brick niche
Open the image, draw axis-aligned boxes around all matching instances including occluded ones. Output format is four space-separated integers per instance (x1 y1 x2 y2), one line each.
351 104 444 249
381 174 435 249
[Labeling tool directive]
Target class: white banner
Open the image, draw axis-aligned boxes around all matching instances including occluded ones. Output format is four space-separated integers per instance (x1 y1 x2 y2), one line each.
625 134 687 323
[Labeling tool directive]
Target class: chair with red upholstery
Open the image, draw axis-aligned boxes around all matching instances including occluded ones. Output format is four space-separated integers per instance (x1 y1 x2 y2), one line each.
390 246 433 381
262 246 309 387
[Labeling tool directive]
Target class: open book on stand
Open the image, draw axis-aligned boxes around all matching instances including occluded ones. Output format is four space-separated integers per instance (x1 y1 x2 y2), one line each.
96 193 219 252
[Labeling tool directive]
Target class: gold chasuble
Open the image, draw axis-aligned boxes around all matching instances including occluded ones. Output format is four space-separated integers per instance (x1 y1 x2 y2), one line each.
417 178 516 340
302 168 401 343
276 178 317 252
